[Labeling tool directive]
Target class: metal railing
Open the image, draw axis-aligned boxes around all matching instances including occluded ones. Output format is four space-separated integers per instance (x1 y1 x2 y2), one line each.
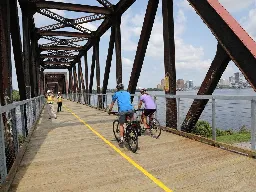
0 96 45 183
65 92 256 151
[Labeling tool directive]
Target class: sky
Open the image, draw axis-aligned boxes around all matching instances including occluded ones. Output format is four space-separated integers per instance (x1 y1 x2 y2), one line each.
12 0 256 90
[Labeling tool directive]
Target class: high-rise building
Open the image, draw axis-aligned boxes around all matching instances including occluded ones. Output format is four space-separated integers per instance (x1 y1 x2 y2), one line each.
189 80 193 89
160 79 165 90
177 79 185 89
157 84 162 89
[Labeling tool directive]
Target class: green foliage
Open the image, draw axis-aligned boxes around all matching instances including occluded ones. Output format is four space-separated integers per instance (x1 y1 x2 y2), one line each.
192 120 251 144
192 120 212 138
12 90 20 101
238 125 250 134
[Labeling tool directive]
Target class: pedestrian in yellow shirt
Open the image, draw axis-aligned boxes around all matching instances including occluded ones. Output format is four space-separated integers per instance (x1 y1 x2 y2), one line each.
57 92 63 112
45 90 57 119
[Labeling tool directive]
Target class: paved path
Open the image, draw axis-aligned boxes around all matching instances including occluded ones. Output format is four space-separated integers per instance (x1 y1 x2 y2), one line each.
10 100 256 192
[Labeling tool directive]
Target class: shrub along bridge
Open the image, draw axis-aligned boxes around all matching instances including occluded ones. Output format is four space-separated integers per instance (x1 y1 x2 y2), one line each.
0 0 256 191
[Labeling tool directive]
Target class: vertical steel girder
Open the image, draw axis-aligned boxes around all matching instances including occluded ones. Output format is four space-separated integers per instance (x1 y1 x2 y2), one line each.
114 16 122 84
30 26 38 97
181 43 231 132
128 0 159 95
95 41 101 94
89 47 96 94
0 0 12 105
21 9 32 99
9 0 26 100
102 26 115 94
84 53 89 104
162 0 177 128
68 68 72 94
77 61 82 93
73 65 77 93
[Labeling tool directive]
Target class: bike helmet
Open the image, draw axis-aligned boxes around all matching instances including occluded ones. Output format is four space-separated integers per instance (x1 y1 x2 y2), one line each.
47 90 51 93
116 83 124 90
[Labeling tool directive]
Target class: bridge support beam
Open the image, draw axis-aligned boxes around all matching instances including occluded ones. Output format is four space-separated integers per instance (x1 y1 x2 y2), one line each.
72 65 77 101
84 53 89 104
89 47 96 96
102 26 115 107
30 23 39 97
128 0 159 96
181 43 231 132
68 68 72 99
0 0 12 105
9 0 26 100
114 16 122 84
95 40 102 108
162 0 177 128
77 60 82 103
21 8 32 99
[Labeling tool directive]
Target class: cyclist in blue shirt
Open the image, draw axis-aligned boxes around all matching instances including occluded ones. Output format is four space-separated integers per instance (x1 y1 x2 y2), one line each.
108 83 134 144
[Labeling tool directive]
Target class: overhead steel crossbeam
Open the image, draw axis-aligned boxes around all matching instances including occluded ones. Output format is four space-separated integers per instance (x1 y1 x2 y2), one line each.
96 0 114 10
39 46 82 51
38 30 91 38
43 61 72 65
37 8 93 33
41 41 81 47
35 1 112 14
41 54 75 59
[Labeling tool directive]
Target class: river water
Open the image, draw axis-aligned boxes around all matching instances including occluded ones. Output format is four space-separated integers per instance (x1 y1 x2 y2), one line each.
103 89 256 131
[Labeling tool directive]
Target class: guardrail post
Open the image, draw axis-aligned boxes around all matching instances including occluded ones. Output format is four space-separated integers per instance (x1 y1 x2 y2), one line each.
251 99 256 150
0 114 7 183
177 97 181 131
212 98 216 141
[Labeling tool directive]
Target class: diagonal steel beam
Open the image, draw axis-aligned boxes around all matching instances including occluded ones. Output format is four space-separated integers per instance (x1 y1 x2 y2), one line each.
37 8 92 33
102 26 115 94
9 0 26 100
35 1 112 14
39 23 66 31
74 14 105 25
181 43 231 132
128 0 159 96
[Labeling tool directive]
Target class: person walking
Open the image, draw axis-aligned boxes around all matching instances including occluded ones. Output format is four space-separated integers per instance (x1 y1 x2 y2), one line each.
57 92 63 112
45 90 57 119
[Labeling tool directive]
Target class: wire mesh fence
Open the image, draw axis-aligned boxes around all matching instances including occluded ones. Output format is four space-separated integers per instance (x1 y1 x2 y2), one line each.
0 96 45 183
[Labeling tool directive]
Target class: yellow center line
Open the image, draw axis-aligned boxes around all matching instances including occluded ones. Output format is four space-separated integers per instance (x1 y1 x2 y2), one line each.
64 105 173 192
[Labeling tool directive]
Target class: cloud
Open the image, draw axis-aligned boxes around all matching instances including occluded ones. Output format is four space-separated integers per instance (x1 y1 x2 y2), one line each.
241 8 256 40
122 57 133 67
218 0 255 12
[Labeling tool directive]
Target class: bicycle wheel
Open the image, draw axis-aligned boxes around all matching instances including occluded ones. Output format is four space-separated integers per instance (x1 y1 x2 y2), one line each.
149 118 161 139
126 125 138 153
113 120 120 142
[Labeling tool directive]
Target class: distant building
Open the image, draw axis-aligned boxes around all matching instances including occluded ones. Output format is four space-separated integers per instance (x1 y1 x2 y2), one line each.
229 76 235 84
157 84 162 89
189 80 193 89
177 79 184 89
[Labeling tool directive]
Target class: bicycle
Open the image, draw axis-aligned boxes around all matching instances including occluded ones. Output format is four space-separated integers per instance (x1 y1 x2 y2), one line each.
109 111 139 153
134 109 161 139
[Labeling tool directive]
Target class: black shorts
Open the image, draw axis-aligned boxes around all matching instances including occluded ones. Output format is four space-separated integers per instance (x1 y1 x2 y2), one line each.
144 109 156 116
118 110 134 124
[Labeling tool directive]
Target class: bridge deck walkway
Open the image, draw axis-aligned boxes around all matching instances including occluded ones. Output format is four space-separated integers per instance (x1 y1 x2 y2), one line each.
9 100 256 192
